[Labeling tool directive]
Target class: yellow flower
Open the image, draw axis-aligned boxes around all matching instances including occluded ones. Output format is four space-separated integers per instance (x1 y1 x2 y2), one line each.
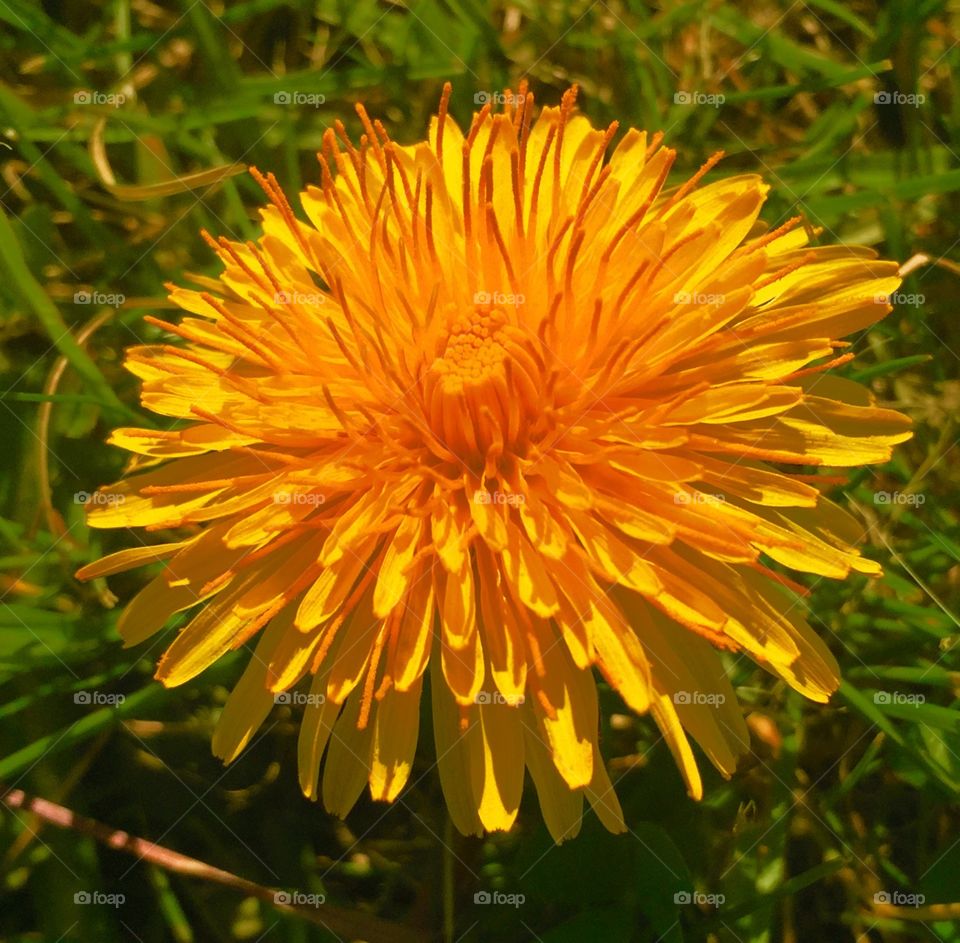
78 84 912 842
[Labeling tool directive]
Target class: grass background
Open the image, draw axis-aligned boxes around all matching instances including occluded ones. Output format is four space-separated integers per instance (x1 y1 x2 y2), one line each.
1 0 960 940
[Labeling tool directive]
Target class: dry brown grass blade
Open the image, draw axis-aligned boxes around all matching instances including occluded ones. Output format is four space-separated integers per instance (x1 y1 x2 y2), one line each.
1 787 426 943
90 117 246 200
37 309 116 552
898 252 960 279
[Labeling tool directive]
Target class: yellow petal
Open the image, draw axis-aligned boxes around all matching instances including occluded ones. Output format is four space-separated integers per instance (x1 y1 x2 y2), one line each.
369 679 423 801
566 511 660 596
475 548 525 700
470 701 524 832
325 589 380 705
391 567 436 691
500 522 560 618
431 671 483 837
584 743 626 834
440 603 485 707
468 483 510 551
373 515 422 618
115 525 246 646
211 614 289 763
441 557 476 649
298 668 341 799
523 712 583 843
322 691 375 818
432 497 468 573
76 539 190 582
518 490 567 559
296 543 374 632
650 692 703 800
559 553 652 713
528 620 595 789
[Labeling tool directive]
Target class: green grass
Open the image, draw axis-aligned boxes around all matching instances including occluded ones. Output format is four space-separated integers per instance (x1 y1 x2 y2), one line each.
1 1 959 941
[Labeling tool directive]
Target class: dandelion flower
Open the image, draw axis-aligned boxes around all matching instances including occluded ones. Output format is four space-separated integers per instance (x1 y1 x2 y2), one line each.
78 84 912 841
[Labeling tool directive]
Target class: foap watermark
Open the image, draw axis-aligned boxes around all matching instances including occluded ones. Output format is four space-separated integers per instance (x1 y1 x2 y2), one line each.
74 691 126 707
874 91 925 107
273 491 326 507
275 290 326 306
274 891 326 907
474 890 525 908
674 890 725 907
474 91 526 107
75 290 125 308
75 491 125 506
474 691 525 706
473 290 525 306
674 691 726 707
274 91 326 108
874 891 926 907
673 291 726 306
874 491 925 507
274 691 326 707
674 91 725 108
674 492 725 506
874 691 926 706
875 291 925 307
74 90 126 107
74 891 125 908
473 490 524 507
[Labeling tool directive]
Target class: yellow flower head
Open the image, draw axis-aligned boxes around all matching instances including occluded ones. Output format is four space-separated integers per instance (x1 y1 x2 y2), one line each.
79 84 912 841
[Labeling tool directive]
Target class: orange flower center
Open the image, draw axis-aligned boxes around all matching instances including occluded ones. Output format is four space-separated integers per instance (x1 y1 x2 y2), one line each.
431 305 509 393
424 302 544 468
